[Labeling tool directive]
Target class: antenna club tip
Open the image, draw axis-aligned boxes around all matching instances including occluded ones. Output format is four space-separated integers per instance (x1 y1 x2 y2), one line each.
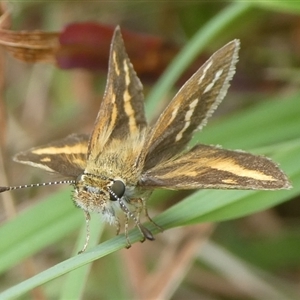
0 186 9 193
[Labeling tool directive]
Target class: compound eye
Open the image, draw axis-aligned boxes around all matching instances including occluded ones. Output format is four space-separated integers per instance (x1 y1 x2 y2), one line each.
109 180 125 201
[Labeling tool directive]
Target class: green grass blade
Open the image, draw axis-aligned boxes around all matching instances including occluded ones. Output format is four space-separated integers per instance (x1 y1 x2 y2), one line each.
194 93 300 149
59 218 105 300
0 188 82 274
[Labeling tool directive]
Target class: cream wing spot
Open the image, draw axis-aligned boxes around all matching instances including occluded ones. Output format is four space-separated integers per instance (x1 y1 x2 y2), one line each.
113 51 120 76
32 144 85 155
221 179 238 184
175 98 199 142
123 60 138 134
167 106 179 127
14 161 54 172
109 93 118 131
198 59 213 85
41 157 51 162
208 159 277 181
203 69 224 94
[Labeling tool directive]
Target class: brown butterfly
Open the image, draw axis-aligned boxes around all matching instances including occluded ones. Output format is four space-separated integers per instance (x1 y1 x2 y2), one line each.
0 26 291 252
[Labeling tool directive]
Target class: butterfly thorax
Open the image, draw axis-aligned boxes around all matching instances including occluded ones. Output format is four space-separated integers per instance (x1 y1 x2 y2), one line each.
87 131 147 181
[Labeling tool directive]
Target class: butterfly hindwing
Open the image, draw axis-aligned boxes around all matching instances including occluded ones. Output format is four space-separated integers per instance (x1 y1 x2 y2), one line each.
140 144 290 190
14 134 88 178
143 40 240 169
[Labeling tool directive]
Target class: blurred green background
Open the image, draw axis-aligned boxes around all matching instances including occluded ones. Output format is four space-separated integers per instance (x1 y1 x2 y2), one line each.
1 1 300 299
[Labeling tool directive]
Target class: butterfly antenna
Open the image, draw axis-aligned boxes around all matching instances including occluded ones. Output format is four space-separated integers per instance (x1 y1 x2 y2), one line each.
0 180 76 193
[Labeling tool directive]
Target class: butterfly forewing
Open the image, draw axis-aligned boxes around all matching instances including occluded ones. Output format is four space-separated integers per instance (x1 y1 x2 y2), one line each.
141 144 291 190
143 40 239 169
87 26 147 161
14 134 88 177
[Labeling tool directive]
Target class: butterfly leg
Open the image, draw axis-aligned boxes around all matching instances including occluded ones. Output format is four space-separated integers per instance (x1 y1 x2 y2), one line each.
119 198 154 245
124 214 132 249
134 208 154 242
78 210 91 254
136 221 154 242
137 198 163 233
115 218 121 236
124 210 149 246
130 198 156 242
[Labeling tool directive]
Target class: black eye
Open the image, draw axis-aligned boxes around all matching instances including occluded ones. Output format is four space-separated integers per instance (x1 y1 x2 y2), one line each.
109 180 125 201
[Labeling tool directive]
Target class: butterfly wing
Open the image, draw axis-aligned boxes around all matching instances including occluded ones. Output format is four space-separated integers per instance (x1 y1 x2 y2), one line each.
14 134 88 178
143 40 240 170
140 144 291 190
87 26 147 161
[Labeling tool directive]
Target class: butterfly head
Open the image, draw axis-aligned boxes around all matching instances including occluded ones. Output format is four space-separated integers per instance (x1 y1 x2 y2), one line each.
74 173 126 220
73 172 154 242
